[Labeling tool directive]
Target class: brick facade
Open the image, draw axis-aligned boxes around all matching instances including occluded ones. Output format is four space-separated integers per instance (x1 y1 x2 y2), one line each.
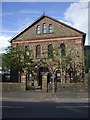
10 15 86 91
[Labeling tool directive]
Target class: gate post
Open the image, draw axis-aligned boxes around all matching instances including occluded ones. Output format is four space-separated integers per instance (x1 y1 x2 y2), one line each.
21 71 27 91
41 72 48 92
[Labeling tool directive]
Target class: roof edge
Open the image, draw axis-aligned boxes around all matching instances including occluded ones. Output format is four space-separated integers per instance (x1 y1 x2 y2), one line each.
10 14 86 43
10 14 45 43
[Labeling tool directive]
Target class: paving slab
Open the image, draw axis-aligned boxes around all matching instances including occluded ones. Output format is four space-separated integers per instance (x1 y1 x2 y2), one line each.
1 91 89 103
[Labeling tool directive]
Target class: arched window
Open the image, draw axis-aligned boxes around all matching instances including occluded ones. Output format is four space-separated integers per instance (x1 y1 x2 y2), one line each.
36 45 41 58
36 25 40 34
49 24 53 33
60 43 65 55
25 45 29 56
48 44 53 58
43 23 46 33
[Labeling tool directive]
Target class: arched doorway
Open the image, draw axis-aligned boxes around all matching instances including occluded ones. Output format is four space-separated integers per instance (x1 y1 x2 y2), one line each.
38 66 49 89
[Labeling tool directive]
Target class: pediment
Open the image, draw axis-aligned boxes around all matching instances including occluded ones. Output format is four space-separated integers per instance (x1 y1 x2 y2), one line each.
10 15 86 43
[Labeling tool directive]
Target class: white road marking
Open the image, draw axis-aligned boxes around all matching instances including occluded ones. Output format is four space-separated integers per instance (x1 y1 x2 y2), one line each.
0 106 23 108
56 105 89 115
65 107 88 115
56 106 89 108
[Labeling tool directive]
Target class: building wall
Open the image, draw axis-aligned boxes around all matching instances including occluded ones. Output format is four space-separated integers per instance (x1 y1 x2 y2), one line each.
12 37 84 73
10 16 85 91
13 17 81 41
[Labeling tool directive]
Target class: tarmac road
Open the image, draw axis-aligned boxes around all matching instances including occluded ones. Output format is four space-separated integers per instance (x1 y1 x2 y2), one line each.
1 101 89 119
1 91 89 119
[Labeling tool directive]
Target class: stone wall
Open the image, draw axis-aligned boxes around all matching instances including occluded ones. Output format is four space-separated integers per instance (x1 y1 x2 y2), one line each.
48 82 87 93
14 17 81 41
30 40 83 62
10 15 85 91
1 82 26 92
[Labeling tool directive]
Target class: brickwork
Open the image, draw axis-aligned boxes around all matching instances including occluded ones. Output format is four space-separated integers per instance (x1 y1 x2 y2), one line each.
13 17 82 41
21 72 27 91
1 83 24 92
42 72 48 92
10 15 86 92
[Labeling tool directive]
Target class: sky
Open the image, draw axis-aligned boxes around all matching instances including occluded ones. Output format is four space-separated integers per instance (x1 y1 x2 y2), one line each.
0 0 89 53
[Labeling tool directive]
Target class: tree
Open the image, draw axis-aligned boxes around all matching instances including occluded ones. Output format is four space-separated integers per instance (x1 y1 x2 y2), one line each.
39 46 81 92
61 48 80 83
2 45 34 81
84 46 90 73
2 46 19 71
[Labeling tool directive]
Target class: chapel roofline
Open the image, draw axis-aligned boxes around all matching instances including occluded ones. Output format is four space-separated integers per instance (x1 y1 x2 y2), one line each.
10 14 86 44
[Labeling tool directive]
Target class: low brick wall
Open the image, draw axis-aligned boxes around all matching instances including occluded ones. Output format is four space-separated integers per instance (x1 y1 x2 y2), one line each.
48 82 88 93
0 82 26 92
57 83 88 93
0 78 88 92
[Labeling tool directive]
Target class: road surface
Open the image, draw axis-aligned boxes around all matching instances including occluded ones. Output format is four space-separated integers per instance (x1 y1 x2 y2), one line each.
1 101 89 119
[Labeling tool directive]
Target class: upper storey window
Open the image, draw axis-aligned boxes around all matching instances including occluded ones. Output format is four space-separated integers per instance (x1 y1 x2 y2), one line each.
36 25 41 34
36 23 53 34
43 23 46 33
49 24 53 33
60 43 65 56
36 45 41 58
48 44 53 58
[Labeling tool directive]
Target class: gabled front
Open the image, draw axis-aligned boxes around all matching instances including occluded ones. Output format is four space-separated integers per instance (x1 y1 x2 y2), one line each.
10 15 86 44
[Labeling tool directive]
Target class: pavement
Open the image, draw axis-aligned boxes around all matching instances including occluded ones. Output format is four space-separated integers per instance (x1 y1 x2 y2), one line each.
1 91 89 103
